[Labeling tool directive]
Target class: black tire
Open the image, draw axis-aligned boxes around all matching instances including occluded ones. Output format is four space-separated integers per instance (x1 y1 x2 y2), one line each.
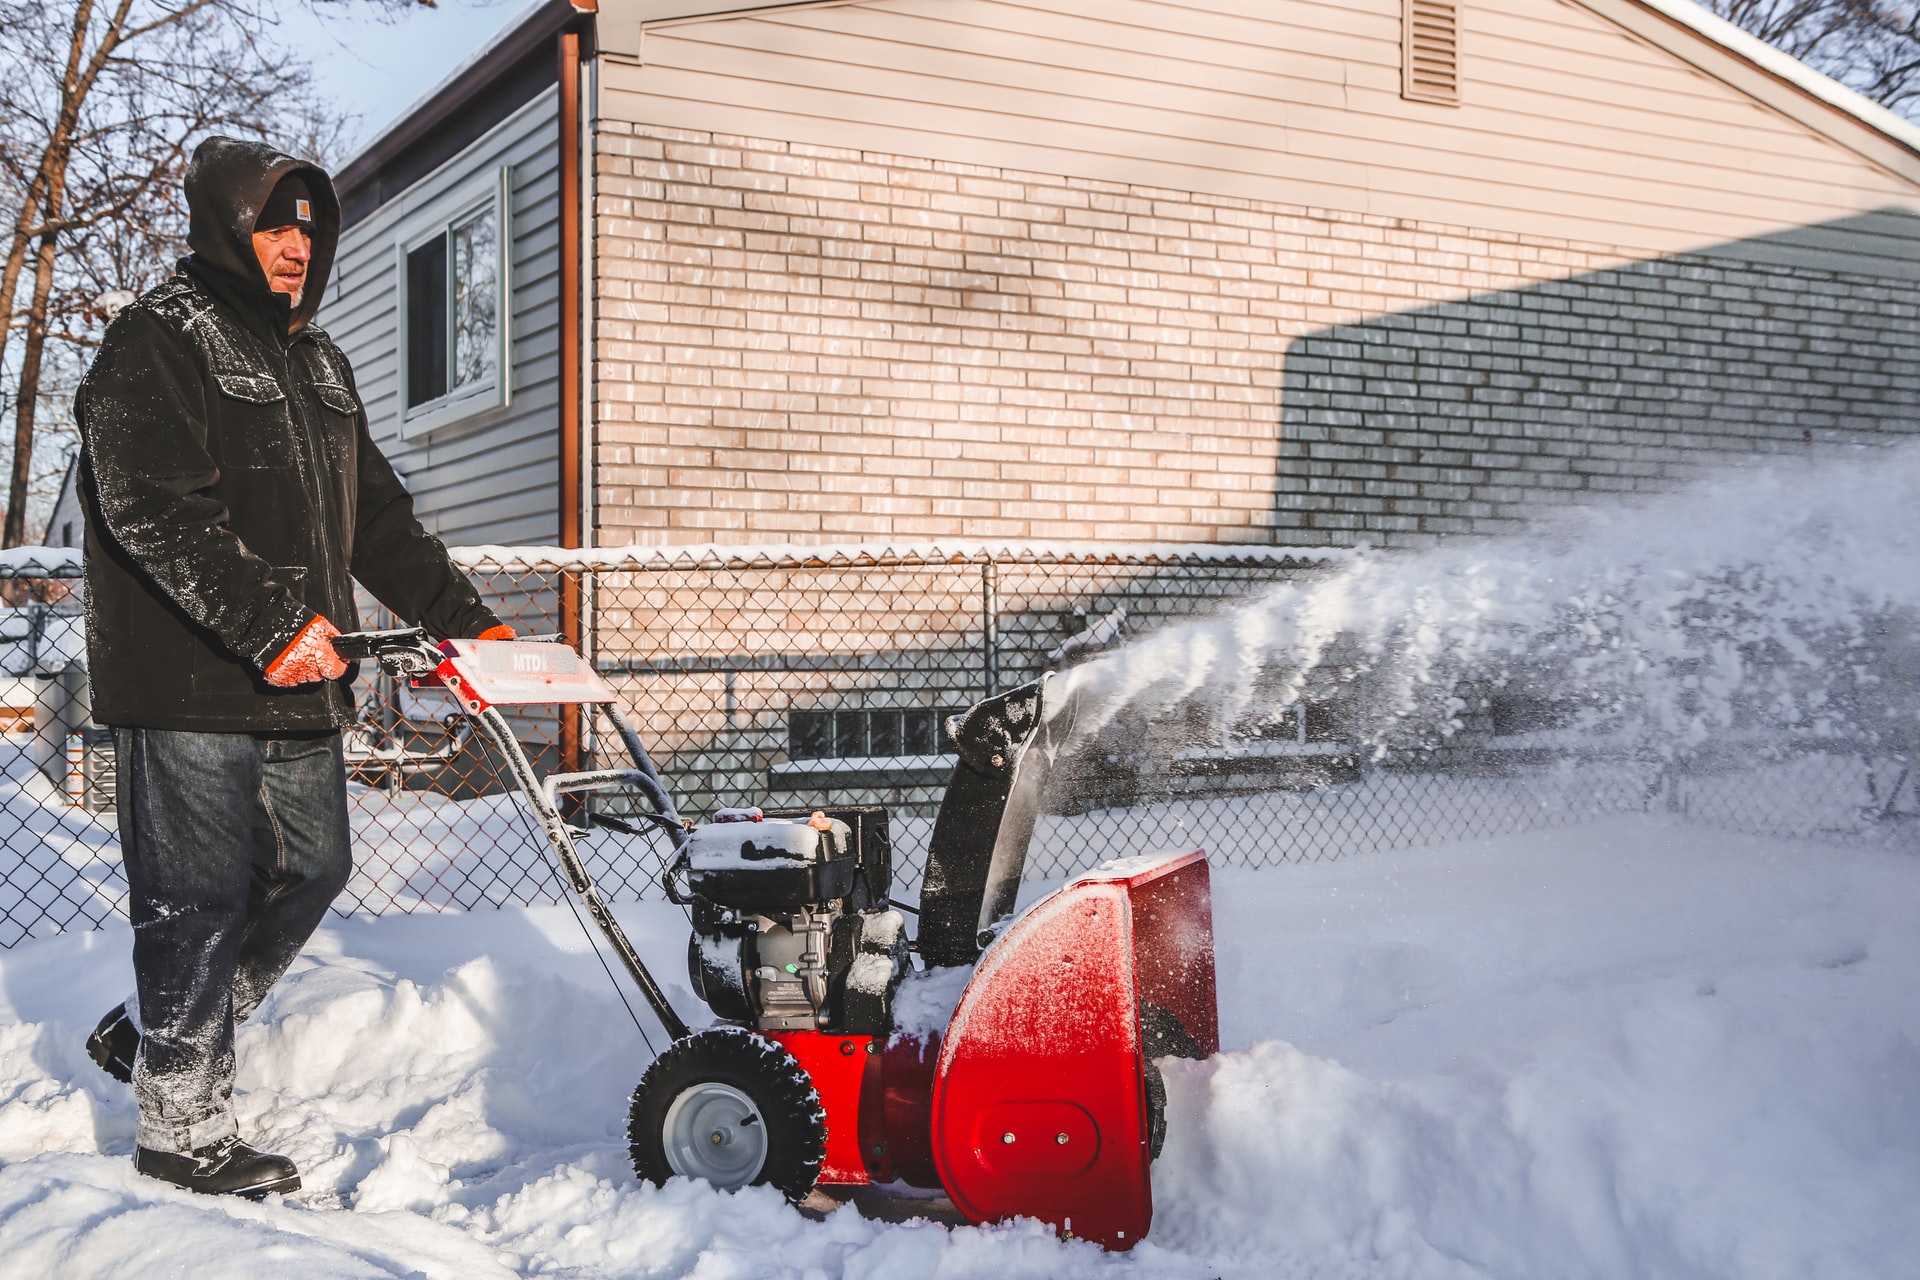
627 1027 826 1201
1144 1058 1169 1162
1139 1002 1205 1163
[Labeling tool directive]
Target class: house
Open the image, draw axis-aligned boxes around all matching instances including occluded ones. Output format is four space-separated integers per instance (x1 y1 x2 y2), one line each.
320 0 1920 817
41 455 83 552
324 0 1920 555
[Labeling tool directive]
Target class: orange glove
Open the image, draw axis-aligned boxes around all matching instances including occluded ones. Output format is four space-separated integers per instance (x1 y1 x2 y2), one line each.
478 624 516 641
264 615 349 687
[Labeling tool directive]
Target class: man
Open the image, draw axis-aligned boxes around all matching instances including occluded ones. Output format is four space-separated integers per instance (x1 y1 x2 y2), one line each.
74 137 512 1198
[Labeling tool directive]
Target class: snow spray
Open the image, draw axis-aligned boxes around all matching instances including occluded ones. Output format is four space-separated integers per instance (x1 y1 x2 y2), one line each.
1049 440 1920 773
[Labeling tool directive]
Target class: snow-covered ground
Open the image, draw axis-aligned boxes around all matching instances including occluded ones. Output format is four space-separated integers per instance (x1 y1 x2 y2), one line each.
0 815 1913 1279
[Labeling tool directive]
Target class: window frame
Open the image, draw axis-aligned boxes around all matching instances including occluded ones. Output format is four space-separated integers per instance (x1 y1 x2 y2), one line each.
393 165 512 439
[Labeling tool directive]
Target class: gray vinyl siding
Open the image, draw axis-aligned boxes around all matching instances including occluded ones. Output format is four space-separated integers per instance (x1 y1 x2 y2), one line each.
320 87 562 547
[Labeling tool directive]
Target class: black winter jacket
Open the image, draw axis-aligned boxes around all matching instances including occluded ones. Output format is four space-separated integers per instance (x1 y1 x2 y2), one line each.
76 137 501 732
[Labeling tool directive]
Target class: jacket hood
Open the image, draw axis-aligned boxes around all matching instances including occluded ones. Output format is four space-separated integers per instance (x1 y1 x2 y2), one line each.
184 136 339 334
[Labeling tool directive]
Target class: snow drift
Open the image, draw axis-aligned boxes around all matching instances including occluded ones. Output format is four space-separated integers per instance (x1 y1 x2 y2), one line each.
0 820 1915 1278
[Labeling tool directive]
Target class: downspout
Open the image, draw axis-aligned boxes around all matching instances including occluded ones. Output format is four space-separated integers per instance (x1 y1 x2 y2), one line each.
579 43 598 556
558 6 593 772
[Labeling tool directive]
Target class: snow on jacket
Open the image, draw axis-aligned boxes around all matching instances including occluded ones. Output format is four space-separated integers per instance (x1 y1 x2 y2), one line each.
75 136 501 732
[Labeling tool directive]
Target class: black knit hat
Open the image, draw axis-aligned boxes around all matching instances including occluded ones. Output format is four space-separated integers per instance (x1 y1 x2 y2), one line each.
255 173 314 232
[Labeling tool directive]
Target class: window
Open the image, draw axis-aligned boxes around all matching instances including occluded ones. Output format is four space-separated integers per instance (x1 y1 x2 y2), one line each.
1402 0 1460 105
397 167 509 436
788 707 965 763
404 236 448 406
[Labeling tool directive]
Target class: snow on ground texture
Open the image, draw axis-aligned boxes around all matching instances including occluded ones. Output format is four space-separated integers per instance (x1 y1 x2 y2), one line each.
0 817 1914 1279
1153 819 1920 1280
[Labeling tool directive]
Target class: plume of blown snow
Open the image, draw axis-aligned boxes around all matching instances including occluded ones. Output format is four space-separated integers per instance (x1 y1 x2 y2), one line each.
1051 442 1920 760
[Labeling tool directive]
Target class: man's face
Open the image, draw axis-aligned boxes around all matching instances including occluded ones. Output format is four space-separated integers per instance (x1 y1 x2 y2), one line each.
252 225 311 305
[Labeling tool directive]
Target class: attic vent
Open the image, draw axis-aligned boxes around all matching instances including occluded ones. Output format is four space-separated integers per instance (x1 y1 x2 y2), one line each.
1403 0 1460 105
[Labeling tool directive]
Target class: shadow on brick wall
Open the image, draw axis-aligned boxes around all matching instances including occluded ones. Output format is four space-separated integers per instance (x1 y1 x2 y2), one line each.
1273 209 1920 547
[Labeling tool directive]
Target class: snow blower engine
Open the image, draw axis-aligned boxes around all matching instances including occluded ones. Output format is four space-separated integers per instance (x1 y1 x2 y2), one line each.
669 805 910 1039
333 630 1219 1251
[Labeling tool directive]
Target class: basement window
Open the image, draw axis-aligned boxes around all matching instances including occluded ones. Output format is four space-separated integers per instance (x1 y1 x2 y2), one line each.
396 166 511 437
771 705 965 790
1403 0 1461 105
787 707 965 762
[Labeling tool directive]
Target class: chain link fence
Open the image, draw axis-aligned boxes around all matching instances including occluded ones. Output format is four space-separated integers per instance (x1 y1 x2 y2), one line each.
4 543 1917 948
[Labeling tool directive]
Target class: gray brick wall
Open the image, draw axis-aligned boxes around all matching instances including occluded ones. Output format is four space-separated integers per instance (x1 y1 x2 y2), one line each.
595 123 1920 549
1277 234 1920 546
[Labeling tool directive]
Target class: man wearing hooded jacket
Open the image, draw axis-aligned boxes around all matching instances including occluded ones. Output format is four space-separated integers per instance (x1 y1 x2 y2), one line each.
74 137 512 1197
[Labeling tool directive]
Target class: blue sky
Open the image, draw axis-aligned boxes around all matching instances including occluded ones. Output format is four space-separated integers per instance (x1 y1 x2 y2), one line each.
271 0 538 162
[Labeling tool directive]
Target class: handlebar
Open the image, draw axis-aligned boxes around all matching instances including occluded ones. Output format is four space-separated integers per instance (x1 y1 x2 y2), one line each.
329 626 432 664
332 628 566 662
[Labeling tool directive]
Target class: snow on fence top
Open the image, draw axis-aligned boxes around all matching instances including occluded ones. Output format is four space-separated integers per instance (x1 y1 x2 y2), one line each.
447 541 1358 574
0 547 81 577
7 542 1350 578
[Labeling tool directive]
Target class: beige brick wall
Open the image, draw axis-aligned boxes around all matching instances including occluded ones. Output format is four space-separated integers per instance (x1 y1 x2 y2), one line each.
590 120 1633 547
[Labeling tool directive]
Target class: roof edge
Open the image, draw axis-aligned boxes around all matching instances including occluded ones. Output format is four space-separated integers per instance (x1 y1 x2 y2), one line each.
1632 0 1920 158
334 0 588 202
335 0 1920 207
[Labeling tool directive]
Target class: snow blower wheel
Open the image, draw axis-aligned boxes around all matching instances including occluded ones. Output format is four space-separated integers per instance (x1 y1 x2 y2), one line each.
628 1028 827 1200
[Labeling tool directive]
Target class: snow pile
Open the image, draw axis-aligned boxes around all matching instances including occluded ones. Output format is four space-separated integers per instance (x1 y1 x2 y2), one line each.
1149 821 1920 1280
1053 442 1920 762
0 818 1915 1278
0 903 1184 1278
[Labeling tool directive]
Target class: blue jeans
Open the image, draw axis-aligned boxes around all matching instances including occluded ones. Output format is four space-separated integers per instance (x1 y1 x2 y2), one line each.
112 728 352 1153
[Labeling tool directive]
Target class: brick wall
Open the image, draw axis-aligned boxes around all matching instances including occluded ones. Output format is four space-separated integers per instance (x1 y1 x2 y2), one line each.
591 121 1920 549
1277 249 1920 543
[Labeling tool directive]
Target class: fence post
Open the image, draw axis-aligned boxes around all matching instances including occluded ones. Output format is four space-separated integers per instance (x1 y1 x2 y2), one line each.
579 566 601 764
560 567 583 775
981 558 999 699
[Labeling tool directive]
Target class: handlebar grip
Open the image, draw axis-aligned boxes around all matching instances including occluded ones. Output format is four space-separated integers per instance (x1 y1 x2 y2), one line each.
329 626 430 663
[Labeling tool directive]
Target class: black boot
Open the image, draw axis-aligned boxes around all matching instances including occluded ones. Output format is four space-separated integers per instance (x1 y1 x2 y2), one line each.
85 1003 139 1084
135 1137 301 1198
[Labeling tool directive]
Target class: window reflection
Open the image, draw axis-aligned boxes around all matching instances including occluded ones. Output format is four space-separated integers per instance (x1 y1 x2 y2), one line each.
451 206 498 390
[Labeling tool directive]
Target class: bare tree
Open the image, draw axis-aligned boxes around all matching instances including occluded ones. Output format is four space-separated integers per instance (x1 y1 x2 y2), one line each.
0 0 424 548
1702 0 1920 118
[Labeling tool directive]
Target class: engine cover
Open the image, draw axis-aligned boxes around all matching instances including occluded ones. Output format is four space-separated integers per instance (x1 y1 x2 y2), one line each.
680 808 907 1035
684 814 856 912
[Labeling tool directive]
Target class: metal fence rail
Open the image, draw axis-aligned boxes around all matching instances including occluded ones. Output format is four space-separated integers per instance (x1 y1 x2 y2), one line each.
3 543 1915 948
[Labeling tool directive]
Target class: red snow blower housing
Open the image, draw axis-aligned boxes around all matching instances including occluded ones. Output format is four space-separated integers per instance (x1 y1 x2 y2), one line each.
334 631 1219 1250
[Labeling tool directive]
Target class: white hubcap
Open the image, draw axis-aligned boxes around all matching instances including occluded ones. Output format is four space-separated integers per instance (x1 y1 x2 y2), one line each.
661 1082 768 1188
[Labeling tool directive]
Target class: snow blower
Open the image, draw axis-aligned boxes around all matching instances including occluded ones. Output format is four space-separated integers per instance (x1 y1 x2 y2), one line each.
333 630 1219 1250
